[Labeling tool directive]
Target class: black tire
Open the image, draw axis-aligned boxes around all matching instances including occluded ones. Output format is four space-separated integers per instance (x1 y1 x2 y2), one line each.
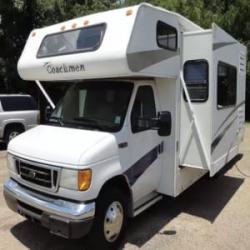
4 126 23 144
87 188 128 250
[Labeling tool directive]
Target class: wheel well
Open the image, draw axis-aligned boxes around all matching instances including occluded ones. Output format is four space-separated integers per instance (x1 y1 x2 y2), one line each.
4 123 25 137
99 175 133 217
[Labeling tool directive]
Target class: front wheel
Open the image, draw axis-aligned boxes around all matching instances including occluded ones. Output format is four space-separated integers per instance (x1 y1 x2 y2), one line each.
4 127 23 144
88 188 127 250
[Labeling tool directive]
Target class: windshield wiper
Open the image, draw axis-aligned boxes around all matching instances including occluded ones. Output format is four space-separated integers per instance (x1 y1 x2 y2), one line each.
49 116 115 131
73 117 98 125
72 118 104 130
49 116 64 126
56 119 99 130
72 117 115 131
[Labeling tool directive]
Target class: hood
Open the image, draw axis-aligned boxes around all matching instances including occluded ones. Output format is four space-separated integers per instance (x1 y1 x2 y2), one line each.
8 125 119 167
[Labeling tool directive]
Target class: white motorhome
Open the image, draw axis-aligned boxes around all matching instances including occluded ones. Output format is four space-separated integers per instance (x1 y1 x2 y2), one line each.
4 3 246 249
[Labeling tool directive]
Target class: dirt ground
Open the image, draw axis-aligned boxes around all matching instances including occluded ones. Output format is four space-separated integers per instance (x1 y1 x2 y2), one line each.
0 124 250 250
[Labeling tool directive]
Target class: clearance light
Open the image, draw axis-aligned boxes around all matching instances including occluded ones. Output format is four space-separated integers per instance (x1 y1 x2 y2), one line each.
84 20 90 26
126 9 133 16
61 25 66 31
78 169 92 191
32 32 36 37
72 23 77 29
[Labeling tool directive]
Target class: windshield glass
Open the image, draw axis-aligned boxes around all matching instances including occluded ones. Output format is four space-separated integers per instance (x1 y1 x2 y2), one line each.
50 81 133 132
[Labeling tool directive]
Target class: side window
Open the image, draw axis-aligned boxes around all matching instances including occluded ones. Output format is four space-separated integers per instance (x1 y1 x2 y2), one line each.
184 60 209 102
157 21 177 51
131 86 156 133
37 24 106 58
0 96 38 111
217 62 237 108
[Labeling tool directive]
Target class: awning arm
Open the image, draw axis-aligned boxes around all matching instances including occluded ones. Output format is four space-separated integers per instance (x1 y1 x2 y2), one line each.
35 80 55 109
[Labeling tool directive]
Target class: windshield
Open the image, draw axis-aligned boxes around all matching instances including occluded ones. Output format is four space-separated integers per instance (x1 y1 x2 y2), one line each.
50 81 133 132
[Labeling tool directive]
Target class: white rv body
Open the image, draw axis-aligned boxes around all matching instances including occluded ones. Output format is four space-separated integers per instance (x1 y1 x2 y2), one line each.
4 3 246 245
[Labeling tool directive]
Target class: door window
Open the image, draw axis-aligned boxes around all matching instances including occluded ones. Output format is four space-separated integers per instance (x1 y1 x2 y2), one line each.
184 59 209 102
131 86 156 133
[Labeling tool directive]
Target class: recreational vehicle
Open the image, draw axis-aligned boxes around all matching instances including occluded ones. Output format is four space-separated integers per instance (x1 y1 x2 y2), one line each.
3 3 246 249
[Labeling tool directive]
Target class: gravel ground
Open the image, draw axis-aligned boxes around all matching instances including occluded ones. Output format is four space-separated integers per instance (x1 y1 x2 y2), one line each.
0 124 250 250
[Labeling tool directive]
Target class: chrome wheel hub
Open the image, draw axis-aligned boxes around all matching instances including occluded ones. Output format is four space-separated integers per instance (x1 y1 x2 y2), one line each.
9 131 19 141
104 201 124 243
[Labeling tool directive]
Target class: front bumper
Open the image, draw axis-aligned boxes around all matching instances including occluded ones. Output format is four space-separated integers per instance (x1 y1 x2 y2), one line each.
4 178 95 239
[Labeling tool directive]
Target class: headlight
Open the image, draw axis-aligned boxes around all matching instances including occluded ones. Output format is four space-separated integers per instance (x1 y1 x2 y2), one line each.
60 168 92 191
7 154 16 172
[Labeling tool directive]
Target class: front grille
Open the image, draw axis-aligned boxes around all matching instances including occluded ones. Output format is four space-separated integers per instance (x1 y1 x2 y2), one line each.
15 159 59 191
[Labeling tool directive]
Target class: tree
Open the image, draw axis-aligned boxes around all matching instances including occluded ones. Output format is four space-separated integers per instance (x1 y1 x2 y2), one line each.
0 0 35 92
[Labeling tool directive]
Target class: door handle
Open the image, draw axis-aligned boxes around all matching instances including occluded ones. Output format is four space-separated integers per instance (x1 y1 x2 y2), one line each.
158 142 164 154
118 142 128 148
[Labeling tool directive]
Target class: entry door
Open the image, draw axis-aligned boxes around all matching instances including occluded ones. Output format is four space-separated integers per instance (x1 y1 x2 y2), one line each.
127 85 163 202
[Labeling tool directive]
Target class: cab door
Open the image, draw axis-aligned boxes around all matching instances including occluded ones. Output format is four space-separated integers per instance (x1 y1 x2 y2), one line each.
126 84 163 202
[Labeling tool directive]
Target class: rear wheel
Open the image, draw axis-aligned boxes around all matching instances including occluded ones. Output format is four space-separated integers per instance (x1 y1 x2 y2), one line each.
88 188 127 250
4 126 24 144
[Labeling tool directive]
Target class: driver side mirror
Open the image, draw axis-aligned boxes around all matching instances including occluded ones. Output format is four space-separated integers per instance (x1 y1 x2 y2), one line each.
157 111 172 136
136 111 171 136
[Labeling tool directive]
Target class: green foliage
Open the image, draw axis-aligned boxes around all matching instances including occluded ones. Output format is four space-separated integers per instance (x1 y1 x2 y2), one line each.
0 0 35 92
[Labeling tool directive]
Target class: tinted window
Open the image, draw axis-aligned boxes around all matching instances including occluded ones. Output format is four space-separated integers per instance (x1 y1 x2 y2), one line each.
184 60 209 102
37 24 106 58
131 86 156 133
0 96 38 111
217 62 237 108
157 21 177 51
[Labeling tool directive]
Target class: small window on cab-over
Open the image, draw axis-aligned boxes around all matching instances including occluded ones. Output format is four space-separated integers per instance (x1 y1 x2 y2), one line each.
184 60 209 102
131 86 156 133
157 21 177 51
37 23 106 58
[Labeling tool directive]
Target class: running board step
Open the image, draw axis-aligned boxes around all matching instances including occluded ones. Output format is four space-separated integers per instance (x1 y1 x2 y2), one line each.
133 195 163 217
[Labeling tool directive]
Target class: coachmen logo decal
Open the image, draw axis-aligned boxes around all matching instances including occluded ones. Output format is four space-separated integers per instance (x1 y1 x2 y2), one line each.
43 62 85 74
